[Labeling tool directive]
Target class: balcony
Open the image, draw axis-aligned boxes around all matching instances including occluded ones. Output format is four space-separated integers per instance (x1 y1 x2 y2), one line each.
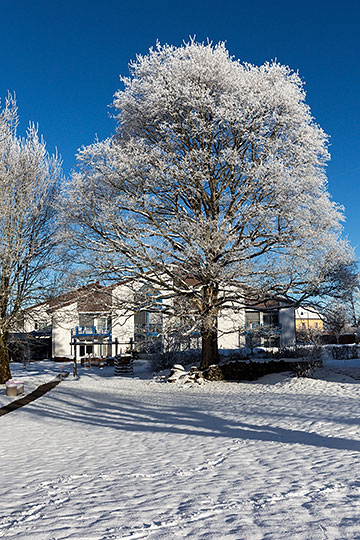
245 323 282 334
72 326 111 338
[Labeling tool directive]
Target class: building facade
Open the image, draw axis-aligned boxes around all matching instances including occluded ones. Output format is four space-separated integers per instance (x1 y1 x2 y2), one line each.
295 307 323 331
19 283 296 360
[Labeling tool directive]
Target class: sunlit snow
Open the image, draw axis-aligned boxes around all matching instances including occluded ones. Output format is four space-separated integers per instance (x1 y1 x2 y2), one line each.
0 359 359 539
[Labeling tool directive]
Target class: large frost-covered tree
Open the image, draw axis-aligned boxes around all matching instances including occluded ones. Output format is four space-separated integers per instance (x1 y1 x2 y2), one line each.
0 95 61 382
64 40 352 369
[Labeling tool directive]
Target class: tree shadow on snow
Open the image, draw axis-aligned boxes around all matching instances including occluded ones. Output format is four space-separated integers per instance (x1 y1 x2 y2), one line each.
19 383 360 453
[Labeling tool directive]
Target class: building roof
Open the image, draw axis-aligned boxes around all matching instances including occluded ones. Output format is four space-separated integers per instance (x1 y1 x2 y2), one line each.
24 282 114 314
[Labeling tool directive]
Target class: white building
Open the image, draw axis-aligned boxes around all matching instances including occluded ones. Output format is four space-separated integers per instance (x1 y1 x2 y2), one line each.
19 282 296 361
295 306 324 331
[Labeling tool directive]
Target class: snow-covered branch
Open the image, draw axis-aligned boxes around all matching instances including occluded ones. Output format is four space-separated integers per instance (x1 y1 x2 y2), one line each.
0 94 62 381
62 40 353 368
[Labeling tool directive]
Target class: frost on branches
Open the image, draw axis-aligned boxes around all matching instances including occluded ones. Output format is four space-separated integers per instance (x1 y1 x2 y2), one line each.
64 40 353 369
0 95 61 383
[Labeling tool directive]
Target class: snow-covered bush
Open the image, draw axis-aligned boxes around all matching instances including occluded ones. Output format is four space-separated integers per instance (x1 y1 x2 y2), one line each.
325 345 360 360
149 350 202 373
270 346 322 360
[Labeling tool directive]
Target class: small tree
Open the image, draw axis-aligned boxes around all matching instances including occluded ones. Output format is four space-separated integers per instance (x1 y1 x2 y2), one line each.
0 95 61 382
296 325 324 347
323 303 353 344
63 40 352 370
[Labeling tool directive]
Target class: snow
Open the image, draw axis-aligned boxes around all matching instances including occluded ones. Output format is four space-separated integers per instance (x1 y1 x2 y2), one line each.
0 361 65 407
1 359 360 539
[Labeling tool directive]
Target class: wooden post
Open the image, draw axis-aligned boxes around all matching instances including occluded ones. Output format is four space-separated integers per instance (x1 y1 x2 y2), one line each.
115 337 119 356
73 356 78 377
73 339 78 377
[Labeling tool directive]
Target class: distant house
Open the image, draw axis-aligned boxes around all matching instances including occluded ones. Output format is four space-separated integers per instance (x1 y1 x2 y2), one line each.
16 282 296 361
295 307 323 331
19 282 133 361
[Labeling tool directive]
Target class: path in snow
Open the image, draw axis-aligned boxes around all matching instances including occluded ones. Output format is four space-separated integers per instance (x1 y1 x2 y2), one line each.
0 363 359 539
0 373 69 417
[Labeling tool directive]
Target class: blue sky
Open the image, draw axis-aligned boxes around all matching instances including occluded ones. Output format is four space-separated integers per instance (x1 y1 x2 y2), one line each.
1 0 359 254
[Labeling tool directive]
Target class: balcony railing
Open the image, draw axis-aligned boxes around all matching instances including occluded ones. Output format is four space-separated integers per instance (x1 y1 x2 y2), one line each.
245 323 282 333
72 326 111 337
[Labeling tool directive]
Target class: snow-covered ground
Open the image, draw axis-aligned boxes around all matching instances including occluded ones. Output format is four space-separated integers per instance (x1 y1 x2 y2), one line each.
1 359 360 539
0 361 64 407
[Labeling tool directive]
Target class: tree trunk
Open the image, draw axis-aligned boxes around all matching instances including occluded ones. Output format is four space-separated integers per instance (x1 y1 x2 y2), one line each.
200 324 219 370
0 331 11 384
199 283 220 370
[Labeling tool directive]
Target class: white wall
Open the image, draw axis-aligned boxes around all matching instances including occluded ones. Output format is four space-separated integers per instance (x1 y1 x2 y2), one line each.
279 305 296 347
52 303 78 358
218 308 245 350
111 284 135 352
22 305 51 333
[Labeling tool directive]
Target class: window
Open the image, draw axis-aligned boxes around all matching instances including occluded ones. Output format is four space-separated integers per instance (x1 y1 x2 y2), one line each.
263 311 279 327
245 311 260 328
79 344 94 356
79 314 95 328
134 287 163 352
